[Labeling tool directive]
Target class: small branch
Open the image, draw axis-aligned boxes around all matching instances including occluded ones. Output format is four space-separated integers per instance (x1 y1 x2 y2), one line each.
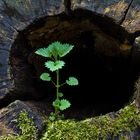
60 82 66 87
51 80 56 87
50 57 55 61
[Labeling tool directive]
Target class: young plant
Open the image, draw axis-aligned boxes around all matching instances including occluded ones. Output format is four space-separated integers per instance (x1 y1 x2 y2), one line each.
35 41 78 121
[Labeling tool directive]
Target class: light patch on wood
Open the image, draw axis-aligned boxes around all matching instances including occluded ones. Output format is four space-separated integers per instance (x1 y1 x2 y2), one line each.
120 43 132 51
0 121 14 136
104 1 128 16
122 9 140 33
104 7 110 14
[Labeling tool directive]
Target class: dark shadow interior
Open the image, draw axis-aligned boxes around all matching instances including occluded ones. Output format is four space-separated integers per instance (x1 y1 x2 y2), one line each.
8 9 140 120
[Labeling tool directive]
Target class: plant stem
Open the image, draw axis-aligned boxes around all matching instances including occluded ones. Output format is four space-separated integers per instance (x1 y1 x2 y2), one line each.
55 69 59 116
56 70 59 100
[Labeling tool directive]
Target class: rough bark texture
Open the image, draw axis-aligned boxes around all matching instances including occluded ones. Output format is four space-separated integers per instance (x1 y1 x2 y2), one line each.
121 0 140 33
1 0 140 102
72 0 132 24
0 0 140 139
71 0 140 34
0 0 64 105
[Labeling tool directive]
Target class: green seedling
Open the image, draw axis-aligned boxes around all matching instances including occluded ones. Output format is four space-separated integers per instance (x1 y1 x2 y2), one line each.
35 41 79 121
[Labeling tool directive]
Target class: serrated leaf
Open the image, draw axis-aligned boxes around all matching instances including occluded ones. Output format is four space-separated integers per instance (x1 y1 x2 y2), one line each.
49 116 55 121
40 73 51 81
53 99 60 109
59 99 71 111
48 41 74 57
35 48 52 58
50 112 55 116
57 43 74 57
58 92 64 98
47 41 60 59
49 113 56 121
45 60 65 72
35 41 74 59
66 77 79 86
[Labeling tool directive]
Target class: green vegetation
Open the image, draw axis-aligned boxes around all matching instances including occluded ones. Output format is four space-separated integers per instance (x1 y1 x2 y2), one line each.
35 41 79 121
1 42 140 140
1 102 140 140
41 102 140 140
0 111 37 140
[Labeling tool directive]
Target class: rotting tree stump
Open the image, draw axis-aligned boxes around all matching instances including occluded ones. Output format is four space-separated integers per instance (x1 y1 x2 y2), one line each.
0 0 140 139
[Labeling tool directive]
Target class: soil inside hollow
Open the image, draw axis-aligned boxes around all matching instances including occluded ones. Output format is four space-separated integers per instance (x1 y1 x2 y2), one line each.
10 9 139 120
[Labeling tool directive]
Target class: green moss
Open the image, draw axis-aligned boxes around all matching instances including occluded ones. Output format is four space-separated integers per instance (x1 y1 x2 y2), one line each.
0 111 37 140
41 102 140 140
17 110 37 139
1 103 140 140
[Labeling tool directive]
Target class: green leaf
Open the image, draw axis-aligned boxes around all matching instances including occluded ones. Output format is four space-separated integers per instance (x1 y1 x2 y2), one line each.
47 41 59 59
66 77 79 86
50 112 55 116
58 92 64 98
59 99 71 111
48 41 74 57
56 43 74 57
49 112 56 121
60 114 65 120
40 73 51 81
35 41 74 59
53 99 60 109
35 48 52 58
49 116 55 121
45 60 65 72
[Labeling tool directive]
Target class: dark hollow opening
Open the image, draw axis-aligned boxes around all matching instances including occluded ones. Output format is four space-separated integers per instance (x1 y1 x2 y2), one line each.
9 9 139 120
